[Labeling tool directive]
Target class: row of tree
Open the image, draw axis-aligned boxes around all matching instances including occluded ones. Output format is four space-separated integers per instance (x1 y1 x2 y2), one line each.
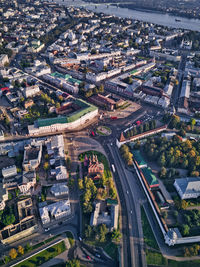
119 144 133 165
124 120 156 139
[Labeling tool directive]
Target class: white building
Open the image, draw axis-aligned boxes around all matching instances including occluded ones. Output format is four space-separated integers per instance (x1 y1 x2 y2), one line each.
39 206 50 224
174 177 200 199
50 183 69 197
2 165 17 178
0 54 9 67
23 85 40 98
40 200 71 224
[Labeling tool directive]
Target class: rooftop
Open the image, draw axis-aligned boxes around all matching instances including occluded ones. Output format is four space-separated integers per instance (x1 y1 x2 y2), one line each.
36 98 97 128
132 150 147 167
141 167 159 187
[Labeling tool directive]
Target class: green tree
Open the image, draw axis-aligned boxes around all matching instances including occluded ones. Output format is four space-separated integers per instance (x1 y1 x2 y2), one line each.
78 179 84 190
68 178 75 189
182 224 190 236
158 153 166 167
66 157 71 171
99 224 108 242
85 225 92 238
2 213 15 226
25 243 32 252
190 118 196 130
66 259 80 267
111 229 122 242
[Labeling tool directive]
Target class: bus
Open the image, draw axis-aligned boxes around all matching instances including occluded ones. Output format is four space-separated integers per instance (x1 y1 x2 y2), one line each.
111 164 116 173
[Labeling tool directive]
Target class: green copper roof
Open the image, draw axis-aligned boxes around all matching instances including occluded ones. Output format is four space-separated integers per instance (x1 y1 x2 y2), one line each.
51 72 81 85
141 167 159 187
132 150 147 167
37 99 97 128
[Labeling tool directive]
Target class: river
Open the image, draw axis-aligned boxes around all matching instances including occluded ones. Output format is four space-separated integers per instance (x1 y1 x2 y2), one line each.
50 0 200 32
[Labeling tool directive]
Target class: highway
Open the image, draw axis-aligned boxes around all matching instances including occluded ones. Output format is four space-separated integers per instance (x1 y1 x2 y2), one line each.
105 143 147 267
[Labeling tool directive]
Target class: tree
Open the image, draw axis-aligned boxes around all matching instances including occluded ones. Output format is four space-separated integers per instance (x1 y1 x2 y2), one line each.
78 179 84 190
68 178 75 189
9 248 18 259
2 213 15 226
99 224 108 242
138 124 143 134
191 171 199 177
190 118 196 130
85 225 92 238
66 259 80 267
158 153 166 167
182 224 190 236
144 122 149 132
169 115 180 129
99 84 104 93
18 245 24 255
111 229 122 242
66 157 71 171
159 167 167 178
43 162 49 171
25 243 32 252
181 200 188 210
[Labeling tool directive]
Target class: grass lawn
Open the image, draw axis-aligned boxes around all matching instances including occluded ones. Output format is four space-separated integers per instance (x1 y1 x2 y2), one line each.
146 250 200 267
104 241 118 260
79 150 112 179
141 206 159 250
15 241 66 267
66 231 75 247
85 239 118 261
96 130 107 136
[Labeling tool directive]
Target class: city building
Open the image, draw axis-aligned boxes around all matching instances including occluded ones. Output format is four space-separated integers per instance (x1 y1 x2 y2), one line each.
28 99 98 135
0 183 8 210
23 85 40 98
2 165 17 178
0 54 9 66
90 201 119 231
174 177 200 199
23 142 42 171
18 171 36 195
39 200 71 224
50 183 69 197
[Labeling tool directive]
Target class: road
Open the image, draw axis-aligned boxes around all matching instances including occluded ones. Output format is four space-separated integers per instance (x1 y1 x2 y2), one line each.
106 143 147 267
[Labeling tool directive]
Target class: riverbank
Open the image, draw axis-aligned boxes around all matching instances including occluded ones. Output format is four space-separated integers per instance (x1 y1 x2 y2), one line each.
53 0 200 32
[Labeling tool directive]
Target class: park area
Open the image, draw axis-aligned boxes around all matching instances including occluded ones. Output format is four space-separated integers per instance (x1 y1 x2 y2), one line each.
15 241 66 267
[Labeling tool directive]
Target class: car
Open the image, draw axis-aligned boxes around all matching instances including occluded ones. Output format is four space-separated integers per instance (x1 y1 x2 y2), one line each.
79 236 82 241
95 253 101 258
126 190 129 194
130 210 133 214
44 228 50 232
86 255 91 260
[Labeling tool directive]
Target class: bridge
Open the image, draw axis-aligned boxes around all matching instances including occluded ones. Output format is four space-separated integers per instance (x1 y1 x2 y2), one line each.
52 0 132 7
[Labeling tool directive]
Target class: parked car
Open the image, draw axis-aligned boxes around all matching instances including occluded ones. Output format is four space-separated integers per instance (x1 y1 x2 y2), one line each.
86 256 91 260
